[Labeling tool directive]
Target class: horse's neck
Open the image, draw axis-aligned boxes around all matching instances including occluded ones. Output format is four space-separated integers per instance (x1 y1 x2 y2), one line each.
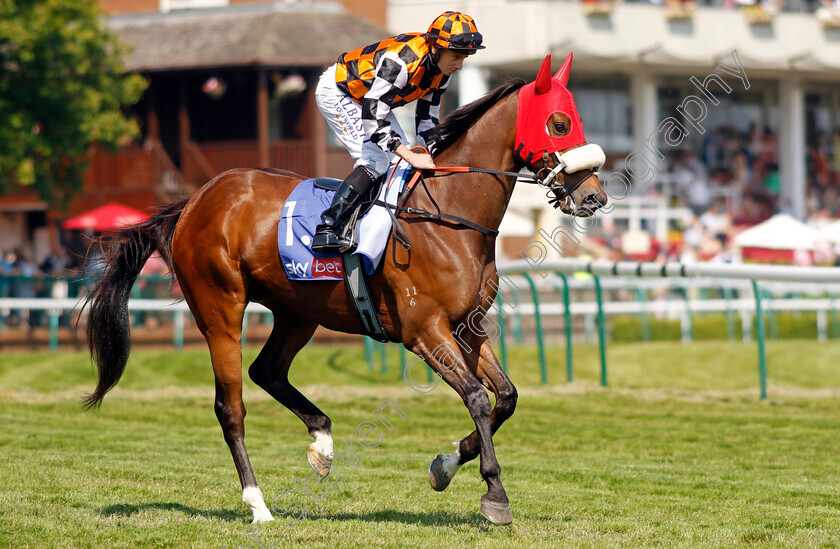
432 93 520 234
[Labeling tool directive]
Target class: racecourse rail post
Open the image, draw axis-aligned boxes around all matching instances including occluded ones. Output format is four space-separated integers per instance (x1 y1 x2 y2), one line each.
174 310 184 350
752 280 768 400
764 287 779 340
364 337 375 371
506 285 524 344
556 274 574 382
48 309 59 353
817 309 828 342
497 292 508 374
635 285 651 342
723 285 736 341
380 342 388 374
521 273 548 384
680 284 693 344
593 275 608 387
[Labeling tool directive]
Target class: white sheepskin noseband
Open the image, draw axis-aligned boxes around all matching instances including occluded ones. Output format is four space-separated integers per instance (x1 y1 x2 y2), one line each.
559 144 606 173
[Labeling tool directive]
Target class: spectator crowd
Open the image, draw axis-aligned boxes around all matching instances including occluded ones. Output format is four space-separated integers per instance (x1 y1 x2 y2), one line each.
0 246 171 328
600 124 840 266
585 0 840 17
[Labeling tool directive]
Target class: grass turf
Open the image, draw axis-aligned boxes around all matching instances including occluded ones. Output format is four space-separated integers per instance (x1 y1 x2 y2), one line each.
1 341 840 548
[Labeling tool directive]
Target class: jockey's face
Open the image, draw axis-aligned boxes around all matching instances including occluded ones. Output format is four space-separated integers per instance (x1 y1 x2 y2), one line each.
433 47 469 76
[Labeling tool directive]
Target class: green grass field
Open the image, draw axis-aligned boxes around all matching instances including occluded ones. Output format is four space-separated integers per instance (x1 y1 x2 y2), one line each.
2 341 840 548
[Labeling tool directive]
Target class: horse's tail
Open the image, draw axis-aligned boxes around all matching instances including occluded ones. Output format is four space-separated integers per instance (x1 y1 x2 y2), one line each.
82 198 189 410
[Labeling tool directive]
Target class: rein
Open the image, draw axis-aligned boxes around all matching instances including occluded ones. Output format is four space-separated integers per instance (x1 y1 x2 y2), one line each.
430 161 597 205
373 168 497 251
374 162 592 251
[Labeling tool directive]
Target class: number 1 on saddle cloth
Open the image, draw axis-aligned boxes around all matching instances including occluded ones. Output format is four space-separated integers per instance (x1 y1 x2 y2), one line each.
276 162 410 281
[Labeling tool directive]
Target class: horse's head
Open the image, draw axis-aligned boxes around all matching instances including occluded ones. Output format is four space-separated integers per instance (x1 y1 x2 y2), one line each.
515 53 607 217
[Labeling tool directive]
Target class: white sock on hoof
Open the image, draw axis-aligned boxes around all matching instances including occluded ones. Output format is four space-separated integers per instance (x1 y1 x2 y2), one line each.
311 431 334 459
243 486 274 523
441 449 462 478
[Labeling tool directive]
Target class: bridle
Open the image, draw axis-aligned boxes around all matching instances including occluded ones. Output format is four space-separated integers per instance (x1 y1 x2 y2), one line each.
531 151 599 210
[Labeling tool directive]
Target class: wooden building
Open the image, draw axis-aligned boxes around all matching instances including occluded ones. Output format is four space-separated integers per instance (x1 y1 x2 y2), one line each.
0 0 387 260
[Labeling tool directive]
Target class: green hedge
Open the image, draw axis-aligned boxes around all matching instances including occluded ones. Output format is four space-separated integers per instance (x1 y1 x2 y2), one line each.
609 311 836 342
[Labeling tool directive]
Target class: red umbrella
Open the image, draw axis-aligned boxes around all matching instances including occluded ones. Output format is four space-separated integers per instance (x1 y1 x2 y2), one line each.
63 202 151 231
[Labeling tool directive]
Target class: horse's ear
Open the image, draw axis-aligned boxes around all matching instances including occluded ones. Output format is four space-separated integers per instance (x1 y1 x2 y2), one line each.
535 54 552 95
554 51 573 87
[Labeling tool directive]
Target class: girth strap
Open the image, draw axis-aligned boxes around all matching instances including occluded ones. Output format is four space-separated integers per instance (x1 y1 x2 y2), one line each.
341 253 389 343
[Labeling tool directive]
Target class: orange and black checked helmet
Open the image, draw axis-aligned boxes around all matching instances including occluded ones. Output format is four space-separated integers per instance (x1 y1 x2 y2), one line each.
425 11 485 53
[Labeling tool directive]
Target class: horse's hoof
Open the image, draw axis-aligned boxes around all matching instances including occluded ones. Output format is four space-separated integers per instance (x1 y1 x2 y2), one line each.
308 445 332 478
252 512 274 524
428 453 454 491
480 496 513 525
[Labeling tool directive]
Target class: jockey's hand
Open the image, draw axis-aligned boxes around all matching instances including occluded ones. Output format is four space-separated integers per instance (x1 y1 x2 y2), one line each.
396 144 436 170
410 153 436 170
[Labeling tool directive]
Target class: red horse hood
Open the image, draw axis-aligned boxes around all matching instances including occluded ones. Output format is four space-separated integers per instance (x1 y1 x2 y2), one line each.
515 52 587 164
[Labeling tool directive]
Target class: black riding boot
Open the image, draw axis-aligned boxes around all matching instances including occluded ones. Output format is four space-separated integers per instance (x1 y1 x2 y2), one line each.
311 167 375 253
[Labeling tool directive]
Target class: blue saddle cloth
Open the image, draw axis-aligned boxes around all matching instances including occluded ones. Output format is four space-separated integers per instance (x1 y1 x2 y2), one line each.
276 165 408 281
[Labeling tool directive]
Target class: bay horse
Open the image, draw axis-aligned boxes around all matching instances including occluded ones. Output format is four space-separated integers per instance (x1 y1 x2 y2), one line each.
83 53 607 525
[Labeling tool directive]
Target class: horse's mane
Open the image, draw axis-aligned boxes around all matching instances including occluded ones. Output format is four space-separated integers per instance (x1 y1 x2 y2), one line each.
430 79 527 157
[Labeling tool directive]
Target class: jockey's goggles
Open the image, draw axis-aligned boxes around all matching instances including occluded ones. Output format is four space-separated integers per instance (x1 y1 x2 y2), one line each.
445 32 484 51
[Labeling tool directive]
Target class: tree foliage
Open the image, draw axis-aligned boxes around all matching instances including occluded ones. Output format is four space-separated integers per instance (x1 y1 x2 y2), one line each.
0 0 146 208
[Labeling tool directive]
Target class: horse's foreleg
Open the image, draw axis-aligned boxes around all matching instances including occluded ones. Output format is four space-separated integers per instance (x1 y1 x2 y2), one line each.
409 319 512 525
430 336 517 486
247 313 333 478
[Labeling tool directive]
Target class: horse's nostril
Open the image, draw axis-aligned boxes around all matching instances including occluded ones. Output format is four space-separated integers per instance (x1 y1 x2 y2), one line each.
583 193 606 208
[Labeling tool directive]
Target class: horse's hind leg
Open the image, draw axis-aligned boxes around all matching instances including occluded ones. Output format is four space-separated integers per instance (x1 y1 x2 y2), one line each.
429 335 517 494
247 309 335 477
179 275 273 523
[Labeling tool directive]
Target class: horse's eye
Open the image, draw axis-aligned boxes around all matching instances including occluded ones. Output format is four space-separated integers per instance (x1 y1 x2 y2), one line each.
554 123 568 135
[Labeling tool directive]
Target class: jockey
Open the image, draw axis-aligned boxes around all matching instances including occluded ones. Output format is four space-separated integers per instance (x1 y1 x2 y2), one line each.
311 11 485 253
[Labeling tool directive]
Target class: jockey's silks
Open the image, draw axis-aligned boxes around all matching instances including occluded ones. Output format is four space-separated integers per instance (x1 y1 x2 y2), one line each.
335 34 448 107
